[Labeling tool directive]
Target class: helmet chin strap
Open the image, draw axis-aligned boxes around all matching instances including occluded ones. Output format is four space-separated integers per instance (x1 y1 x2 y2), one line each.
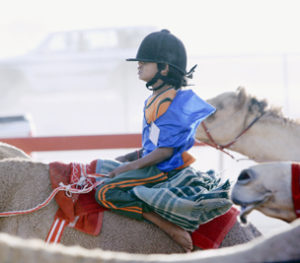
146 72 167 91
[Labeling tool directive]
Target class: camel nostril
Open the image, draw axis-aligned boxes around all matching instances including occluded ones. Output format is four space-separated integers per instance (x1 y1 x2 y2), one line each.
238 170 251 182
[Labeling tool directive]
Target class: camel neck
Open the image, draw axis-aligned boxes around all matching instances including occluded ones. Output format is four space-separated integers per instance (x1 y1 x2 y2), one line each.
231 115 300 162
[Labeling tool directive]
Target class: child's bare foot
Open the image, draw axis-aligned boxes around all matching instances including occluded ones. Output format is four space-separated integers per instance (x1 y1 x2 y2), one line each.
143 212 193 252
165 223 193 252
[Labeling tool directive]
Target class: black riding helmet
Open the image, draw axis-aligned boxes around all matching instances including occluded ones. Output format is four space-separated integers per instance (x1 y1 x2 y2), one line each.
126 29 187 75
127 29 193 90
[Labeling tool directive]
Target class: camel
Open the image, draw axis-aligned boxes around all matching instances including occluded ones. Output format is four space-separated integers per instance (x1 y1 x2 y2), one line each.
0 219 299 263
0 157 261 254
0 142 30 160
195 87 300 162
231 161 299 223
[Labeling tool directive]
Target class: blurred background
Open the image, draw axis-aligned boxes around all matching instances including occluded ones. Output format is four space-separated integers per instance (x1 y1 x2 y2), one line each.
1 0 299 236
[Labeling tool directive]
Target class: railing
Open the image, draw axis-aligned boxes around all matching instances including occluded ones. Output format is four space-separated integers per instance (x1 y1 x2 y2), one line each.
0 134 205 153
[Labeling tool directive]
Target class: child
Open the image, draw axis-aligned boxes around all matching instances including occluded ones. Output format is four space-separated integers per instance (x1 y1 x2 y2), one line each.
95 29 230 252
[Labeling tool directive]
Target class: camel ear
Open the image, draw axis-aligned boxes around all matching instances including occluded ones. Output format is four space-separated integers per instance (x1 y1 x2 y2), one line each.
235 86 247 109
249 98 267 114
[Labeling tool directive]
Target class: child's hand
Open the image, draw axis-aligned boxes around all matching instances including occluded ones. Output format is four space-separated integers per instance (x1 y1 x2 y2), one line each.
108 170 117 178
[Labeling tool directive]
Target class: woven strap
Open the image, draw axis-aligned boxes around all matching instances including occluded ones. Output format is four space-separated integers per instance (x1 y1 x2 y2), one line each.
45 218 67 243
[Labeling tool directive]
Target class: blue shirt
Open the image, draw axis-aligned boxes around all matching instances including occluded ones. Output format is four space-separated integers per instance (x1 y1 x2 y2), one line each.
142 89 215 172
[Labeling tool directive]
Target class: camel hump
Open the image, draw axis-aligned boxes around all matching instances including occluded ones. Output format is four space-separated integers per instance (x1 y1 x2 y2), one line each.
0 142 30 160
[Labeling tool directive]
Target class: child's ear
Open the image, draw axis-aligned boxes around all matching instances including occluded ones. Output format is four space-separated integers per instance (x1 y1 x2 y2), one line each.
160 64 169 76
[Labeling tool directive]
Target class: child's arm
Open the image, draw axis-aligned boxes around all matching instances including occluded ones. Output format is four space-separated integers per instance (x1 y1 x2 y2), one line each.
108 147 173 178
115 149 143 162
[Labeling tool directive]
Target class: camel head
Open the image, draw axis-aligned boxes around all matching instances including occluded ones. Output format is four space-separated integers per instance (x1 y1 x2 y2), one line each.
195 87 267 147
231 162 297 223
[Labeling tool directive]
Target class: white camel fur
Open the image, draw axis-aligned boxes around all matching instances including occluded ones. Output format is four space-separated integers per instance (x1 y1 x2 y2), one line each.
196 87 300 162
0 157 260 254
231 162 297 223
0 219 299 263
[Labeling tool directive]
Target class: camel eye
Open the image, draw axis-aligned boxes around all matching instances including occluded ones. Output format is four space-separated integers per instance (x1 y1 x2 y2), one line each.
237 170 251 183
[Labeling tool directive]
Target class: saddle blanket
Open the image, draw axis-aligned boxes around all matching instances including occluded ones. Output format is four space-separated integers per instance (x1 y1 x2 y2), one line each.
48 161 106 243
48 160 238 248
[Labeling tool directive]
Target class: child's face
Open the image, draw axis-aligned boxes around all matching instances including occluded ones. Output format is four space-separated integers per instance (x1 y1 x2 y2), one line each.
137 62 158 82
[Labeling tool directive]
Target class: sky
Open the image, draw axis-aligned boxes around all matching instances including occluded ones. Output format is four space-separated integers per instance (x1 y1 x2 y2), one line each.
1 0 300 58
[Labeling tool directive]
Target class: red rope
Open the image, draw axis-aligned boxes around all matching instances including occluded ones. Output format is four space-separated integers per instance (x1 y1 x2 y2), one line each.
0 181 102 217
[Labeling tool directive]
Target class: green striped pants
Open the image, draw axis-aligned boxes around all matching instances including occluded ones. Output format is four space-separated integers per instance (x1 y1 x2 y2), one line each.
94 159 172 220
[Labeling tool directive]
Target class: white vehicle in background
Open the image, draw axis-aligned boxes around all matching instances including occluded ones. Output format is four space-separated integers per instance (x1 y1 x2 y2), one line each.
0 26 156 94
0 115 34 138
0 26 156 136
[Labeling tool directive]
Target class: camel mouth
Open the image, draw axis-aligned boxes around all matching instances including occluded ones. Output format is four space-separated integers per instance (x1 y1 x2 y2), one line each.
237 193 273 224
240 204 255 224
